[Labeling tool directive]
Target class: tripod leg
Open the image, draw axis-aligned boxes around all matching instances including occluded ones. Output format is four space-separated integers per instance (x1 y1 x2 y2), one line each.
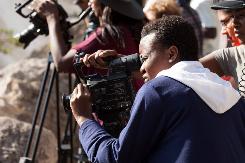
31 68 57 161
56 73 62 163
69 74 74 163
22 55 52 160
60 112 73 163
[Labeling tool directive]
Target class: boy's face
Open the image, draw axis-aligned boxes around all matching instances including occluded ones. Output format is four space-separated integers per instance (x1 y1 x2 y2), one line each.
139 33 172 82
217 10 241 46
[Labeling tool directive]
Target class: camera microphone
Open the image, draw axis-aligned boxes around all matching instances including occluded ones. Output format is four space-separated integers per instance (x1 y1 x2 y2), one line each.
79 7 92 19
69 7 92 27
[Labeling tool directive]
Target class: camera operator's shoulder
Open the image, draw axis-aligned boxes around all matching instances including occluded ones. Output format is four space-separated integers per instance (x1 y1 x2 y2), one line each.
239 98 245 107
139 76 189 96
229 98 245 118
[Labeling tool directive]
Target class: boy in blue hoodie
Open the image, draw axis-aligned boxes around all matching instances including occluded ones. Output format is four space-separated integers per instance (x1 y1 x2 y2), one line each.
70 15 245 163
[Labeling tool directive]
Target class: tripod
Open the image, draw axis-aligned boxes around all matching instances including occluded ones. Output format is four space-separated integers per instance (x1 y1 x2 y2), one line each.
18 53 85 163
16 4 97 162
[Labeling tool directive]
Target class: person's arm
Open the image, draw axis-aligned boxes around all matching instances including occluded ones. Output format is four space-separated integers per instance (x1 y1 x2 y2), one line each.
46 13 76 72
32 0 76 73
81 49 143 81
70 82 167 162
199 53 224 76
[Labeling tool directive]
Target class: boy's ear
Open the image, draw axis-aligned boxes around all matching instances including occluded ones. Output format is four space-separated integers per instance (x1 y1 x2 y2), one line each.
168 45 178 63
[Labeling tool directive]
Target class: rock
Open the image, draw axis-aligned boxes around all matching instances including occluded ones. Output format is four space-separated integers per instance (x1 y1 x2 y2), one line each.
0 57 72 133
0 1 83 161
0 116 57 163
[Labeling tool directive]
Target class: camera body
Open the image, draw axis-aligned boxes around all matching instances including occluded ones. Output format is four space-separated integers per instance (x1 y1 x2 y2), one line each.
87 72 135 136
63 52 141 136
14 0 72 48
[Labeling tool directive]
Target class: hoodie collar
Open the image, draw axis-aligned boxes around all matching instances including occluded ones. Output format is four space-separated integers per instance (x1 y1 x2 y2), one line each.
156 61 241 113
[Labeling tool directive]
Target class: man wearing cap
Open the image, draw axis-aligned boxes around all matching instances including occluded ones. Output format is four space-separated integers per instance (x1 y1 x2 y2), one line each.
200 0 245 96
210 0 242 46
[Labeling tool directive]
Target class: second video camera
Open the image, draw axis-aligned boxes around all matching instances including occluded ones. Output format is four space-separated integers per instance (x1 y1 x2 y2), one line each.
63 52 142 136
14 0 71 48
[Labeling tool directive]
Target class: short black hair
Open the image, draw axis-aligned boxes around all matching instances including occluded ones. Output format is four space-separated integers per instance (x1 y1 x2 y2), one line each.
141 15 198 61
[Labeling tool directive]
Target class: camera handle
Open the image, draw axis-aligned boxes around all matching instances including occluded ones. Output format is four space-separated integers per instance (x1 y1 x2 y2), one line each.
19 53 83 163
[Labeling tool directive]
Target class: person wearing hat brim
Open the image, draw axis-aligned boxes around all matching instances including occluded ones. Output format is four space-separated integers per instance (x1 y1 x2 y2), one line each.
31 0 145 138
200 0 245 96
211 0 245 10
99 0 144 20
210 0 245 45
31 0 144 76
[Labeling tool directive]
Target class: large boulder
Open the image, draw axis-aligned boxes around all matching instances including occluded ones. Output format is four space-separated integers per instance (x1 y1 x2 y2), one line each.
0 116 57 163
0 57 72 132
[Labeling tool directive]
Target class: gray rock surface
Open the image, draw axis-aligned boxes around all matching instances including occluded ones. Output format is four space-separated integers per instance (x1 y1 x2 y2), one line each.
0 116 57 163
0 58 71 132
0 1 81 161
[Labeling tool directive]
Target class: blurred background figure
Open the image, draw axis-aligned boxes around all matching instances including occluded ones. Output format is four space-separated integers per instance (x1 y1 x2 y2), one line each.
176 0 203 57
73 0 100 39
143 0 181 21
212 2 241 47
73 0 89 10
143 0 203 57
31 0 144 75
191 0 222 55
200 0 245 93
209 2 241 88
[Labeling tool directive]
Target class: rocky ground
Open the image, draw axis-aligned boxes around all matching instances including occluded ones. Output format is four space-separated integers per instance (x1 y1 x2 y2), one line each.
0 1 82 162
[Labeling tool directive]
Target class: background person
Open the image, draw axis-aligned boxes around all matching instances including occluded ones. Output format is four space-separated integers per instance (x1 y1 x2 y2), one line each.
73 0 89 10
190 0 221 55
32 0 144 75
177 0 203 57
73 0 100 40
200 0 245 95
143 0 181 22
70 15 245 163
211 0 241 47
31 0 145 139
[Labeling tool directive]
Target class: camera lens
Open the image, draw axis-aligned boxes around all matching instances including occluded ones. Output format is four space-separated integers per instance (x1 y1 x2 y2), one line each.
62 94 71 111
14 24 39 49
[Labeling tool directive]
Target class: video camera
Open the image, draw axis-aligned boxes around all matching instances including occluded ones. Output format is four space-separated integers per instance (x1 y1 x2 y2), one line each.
14 0 92 48
62 52 142 137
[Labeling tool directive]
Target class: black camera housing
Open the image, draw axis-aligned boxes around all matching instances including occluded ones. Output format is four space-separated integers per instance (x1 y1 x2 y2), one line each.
14 0 72 48
63 52 141 136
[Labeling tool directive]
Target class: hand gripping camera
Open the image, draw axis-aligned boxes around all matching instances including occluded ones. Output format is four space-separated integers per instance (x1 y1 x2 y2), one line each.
63 52 142 137
14 0 92 48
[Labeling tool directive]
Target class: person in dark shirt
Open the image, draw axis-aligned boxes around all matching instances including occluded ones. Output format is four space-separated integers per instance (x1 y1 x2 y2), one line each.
70 15 245 163
31 0 144 73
